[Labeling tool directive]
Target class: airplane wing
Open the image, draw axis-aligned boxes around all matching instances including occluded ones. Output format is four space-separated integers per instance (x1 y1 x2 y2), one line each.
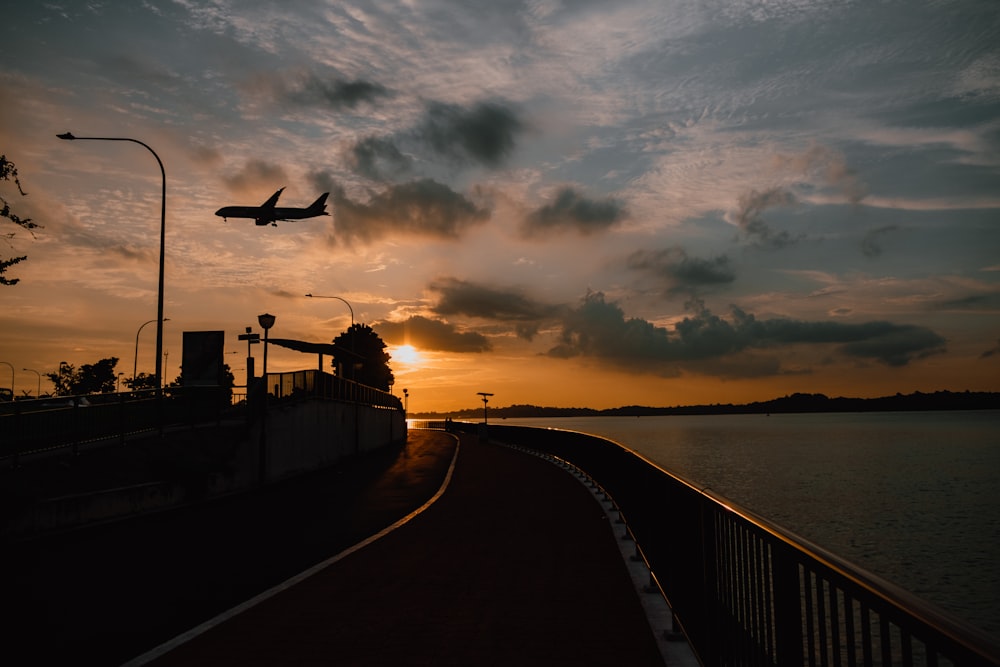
261 187 284 209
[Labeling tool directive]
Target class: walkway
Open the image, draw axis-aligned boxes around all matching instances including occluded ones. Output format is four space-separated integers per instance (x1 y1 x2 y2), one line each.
130 429 669 666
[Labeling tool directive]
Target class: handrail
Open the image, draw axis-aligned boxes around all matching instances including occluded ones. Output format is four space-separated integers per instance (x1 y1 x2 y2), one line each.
456 422 1000 667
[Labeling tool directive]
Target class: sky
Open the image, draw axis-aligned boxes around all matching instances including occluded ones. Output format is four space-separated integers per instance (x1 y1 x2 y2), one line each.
1 0 998 413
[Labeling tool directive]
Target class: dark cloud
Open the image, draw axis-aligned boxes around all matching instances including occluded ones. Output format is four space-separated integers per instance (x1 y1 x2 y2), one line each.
521 187 628 237
861 225 899 258
348 136 413 181
417 101 524 167
292 76 390 109
375 315 492 352
546 292 946 374
430 277 560 339
980 339 1000 359
221 159 288 193
331 179 491 243
733 187 798 248
249 70 390 110
626 246 735 295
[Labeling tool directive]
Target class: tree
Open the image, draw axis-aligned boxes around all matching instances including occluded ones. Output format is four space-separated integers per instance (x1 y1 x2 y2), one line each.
45 357 120 395
125 372 160 392
331 324 394 391
1 154 40 286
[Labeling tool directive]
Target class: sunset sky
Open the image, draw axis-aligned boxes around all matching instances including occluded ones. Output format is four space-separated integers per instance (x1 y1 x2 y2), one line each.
2 1 998 413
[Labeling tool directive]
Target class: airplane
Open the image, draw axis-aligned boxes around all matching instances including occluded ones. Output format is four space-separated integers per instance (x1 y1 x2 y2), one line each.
215 187 330 226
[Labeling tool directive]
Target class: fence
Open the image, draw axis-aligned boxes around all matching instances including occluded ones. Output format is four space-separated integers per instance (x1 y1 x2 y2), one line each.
457 423 1000 667
1 371 402 463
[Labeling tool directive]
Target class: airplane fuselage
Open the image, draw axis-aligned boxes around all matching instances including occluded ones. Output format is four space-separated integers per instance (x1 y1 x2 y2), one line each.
215 189 330 226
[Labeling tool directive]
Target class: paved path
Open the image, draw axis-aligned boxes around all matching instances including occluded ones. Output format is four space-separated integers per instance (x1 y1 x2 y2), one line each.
131 430 667 666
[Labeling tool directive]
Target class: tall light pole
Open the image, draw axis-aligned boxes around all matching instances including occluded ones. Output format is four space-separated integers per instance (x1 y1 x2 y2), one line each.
305 293 355 378
134 318 169 389
304 293 354 326
23 368 41 398
0 362 13 399
57 132 167 430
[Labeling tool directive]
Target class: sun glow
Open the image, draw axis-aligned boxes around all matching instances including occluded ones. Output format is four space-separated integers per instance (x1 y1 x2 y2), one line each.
392 344 422 366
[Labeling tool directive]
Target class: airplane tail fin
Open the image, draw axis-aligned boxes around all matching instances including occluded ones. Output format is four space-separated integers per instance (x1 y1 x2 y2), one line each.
309 192 330 215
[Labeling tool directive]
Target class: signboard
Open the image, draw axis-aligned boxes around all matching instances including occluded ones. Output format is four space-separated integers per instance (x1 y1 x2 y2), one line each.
181 331 225 386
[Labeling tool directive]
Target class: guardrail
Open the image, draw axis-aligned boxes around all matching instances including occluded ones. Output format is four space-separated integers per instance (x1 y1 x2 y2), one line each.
457 422 1000 667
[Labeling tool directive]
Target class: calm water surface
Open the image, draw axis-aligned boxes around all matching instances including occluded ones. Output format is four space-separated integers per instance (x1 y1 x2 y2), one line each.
501 411 1000 638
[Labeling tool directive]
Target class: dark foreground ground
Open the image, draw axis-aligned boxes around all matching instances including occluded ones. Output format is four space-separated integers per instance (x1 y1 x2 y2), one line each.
1 429 665 666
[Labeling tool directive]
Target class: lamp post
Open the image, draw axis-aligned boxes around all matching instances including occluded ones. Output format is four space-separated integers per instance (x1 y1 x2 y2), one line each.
304 293 354 326
0 362 13 399
305 293 356 379
257 313 275 485
58 132 167 432
477 391 494 443
403 388 408 413
134 318 169 390
477 392 494 424
23 368 41 398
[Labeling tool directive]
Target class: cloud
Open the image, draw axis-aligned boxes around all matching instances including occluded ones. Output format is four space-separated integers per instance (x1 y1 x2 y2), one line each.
417 101 525 167
546 292 946 374
626 246 735 295
521 187 628 237
773 145 868 205
861 225 900 258
244 70 390 110
331 179 491 243
430 277 561 339
980 339 1000 359
221 160 288 193
731 187 798 248
348 136 413 181
375 315 492 352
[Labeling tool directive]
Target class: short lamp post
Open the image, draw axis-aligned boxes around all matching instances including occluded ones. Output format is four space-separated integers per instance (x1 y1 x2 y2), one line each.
23 368 41 398
134 318 169 391
58 131 167 434
257 313 276 485
0 362 14 399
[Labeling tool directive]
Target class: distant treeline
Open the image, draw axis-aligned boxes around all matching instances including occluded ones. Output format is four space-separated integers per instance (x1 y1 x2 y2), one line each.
414 390 1000 420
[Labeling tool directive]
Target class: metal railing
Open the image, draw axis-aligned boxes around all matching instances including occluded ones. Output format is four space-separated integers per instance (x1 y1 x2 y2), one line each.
262 369 403 411
1 371 402 463
457 423 1000 667
0 387 235 462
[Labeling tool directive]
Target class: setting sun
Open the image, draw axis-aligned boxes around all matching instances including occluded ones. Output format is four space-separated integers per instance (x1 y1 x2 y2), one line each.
391 344 422 366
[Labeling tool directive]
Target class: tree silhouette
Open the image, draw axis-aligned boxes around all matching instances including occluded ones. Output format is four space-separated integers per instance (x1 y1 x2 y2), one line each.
1 154 40 286
331 323 394 390
45 357 120 395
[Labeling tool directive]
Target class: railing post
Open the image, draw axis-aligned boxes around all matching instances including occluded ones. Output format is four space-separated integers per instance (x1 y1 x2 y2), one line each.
772 546 804 666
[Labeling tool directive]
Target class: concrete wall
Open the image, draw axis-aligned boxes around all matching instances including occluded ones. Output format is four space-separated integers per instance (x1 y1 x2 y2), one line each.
259 399 407 482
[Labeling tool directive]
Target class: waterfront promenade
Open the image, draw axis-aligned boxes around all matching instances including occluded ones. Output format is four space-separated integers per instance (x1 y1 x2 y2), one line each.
3 429 674 665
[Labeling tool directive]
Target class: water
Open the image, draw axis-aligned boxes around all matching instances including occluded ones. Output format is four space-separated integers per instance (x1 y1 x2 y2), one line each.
499 411 1000 638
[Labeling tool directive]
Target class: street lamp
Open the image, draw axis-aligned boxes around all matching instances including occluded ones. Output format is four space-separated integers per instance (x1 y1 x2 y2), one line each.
304 293 354 326
23 368 41 398
305 293 356 379
258 313 276 383
58 132 167 431
478 392 494 424
134 318 169 390
257 313 276 485
0 361 13 399
403 388 409 413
